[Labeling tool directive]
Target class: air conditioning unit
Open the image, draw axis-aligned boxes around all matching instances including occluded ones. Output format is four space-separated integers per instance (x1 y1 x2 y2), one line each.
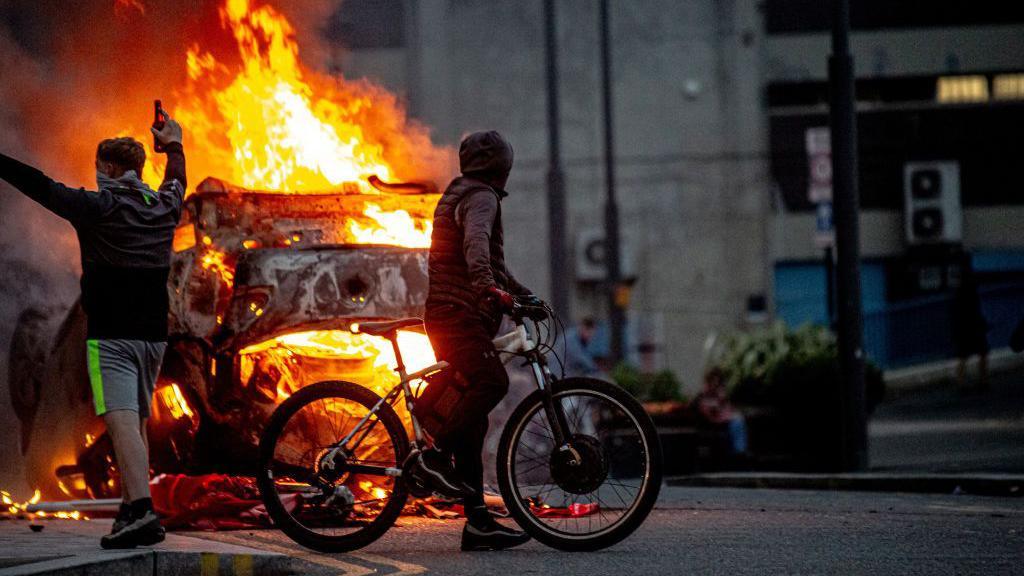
575 228 636 282
903 161 962 245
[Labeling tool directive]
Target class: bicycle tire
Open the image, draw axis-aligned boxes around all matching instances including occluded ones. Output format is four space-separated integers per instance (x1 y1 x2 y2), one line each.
496 377 662 551
257 380 410 552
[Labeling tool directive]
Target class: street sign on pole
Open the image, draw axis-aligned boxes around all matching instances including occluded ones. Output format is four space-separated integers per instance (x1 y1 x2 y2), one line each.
815 201 835 249
806 126 833 204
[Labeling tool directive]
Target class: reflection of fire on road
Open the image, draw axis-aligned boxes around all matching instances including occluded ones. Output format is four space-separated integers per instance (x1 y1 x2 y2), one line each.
10 0 453 515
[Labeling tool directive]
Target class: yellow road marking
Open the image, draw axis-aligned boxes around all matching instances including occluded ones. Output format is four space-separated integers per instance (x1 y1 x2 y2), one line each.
351 551 428 575
200 552 219 576
233 553 254 576
211 533 375 575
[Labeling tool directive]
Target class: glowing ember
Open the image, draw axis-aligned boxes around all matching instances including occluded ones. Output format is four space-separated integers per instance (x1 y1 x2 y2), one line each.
0 489 87 521
201 248 235 287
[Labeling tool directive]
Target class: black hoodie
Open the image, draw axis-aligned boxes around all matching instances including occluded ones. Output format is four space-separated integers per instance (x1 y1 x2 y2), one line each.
0 145 186 340
426 131 530 325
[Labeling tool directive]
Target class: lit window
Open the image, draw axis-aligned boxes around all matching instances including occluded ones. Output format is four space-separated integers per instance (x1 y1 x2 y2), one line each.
993 74 1024 101
936 75 989 103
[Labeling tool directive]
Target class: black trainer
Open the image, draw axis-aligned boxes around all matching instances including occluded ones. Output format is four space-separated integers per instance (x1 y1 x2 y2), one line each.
110 503 132 534
461 515 531 551
100 510 165 549
408 448 473 499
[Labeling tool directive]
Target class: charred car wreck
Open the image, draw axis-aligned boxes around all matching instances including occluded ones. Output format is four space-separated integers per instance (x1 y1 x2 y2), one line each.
11 177 438 499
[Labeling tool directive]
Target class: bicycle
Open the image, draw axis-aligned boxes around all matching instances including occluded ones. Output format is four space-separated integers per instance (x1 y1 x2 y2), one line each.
256 298 662 552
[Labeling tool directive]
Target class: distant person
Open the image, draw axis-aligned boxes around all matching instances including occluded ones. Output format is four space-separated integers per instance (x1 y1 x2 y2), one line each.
574 317 616 371
951 263 990 392
693 367 748 456
564 317 600 376
0 117 187 548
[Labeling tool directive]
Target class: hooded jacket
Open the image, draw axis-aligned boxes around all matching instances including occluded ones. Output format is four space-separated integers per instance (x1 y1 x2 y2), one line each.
0 144 186 340
426 131 530 326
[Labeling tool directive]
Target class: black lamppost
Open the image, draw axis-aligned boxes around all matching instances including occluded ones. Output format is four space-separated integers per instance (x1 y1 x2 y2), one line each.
828 0 868 470
544 0 569 318
599 0 625 364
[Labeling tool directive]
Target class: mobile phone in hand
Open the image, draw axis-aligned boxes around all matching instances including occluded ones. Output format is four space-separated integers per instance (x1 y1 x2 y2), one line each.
153 100 168 153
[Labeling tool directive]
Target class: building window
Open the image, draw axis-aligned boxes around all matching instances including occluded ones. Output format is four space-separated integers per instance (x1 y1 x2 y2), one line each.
936 76 989 104
993 74 1024 101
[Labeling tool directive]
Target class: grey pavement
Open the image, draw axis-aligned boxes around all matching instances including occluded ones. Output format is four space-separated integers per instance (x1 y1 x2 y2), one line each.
870 366 1024 473
0 518 292 576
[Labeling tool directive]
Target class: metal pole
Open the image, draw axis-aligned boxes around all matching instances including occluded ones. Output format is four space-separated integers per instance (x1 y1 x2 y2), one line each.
828 0 867 471
599 0 625 364
544 0 570 318
825 246 835 329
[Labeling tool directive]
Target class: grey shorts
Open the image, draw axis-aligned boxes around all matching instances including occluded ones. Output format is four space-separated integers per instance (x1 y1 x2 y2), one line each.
86 339 166 417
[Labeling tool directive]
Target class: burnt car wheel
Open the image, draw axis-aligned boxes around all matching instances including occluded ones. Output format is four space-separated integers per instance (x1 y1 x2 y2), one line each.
9 308 58 429
257 380 410 552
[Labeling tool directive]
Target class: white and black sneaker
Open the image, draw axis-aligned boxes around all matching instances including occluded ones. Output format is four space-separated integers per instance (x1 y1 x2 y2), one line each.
461 517 531 551
407 448 473 499
100 510 165 549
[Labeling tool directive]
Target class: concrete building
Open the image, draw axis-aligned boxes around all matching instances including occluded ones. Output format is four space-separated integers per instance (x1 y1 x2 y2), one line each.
332 1 1024 388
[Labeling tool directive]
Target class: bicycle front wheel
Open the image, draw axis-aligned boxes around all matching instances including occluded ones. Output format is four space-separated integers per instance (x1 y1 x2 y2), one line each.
257 380 410 552
496 377 662 551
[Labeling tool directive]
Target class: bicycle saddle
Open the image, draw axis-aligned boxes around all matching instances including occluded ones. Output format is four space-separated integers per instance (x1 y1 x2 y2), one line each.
356 317 424 337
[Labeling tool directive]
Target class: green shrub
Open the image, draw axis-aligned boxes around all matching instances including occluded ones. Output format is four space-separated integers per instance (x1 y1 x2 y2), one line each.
710 321 884 411
610 363 684 403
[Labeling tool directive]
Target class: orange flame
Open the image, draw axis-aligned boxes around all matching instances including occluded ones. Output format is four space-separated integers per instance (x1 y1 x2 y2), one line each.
347 204 433 248
139 0 446 203
239 329 436 402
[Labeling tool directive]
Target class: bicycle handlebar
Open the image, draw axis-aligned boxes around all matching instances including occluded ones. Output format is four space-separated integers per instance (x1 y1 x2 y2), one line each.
509 296 550 323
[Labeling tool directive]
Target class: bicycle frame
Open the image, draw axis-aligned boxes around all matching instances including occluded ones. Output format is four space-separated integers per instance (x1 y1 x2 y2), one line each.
319 315 571 480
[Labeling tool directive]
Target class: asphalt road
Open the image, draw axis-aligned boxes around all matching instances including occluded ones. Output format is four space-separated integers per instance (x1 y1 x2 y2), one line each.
185 486 1024 575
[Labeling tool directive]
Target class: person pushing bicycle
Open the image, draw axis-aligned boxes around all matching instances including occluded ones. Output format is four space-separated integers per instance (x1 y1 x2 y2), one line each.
411 130 537 551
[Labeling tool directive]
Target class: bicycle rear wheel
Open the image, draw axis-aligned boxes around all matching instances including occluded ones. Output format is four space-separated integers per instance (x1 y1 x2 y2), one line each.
496 377 662 551
257 381 409 552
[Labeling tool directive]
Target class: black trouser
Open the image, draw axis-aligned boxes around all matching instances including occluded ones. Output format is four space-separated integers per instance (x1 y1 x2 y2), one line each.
424 304 509 509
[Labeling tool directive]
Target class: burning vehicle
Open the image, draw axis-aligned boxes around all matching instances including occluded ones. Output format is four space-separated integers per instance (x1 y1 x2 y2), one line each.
12 176 440 499
5 0 454 501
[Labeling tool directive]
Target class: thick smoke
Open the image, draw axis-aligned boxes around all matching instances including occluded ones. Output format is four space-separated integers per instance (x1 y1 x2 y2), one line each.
0 15 82 495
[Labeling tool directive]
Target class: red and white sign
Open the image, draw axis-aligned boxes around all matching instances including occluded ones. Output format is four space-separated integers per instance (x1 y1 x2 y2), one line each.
805 126 832 203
